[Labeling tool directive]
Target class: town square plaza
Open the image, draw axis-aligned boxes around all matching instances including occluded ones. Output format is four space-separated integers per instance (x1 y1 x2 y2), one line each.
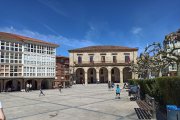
0 84 139 120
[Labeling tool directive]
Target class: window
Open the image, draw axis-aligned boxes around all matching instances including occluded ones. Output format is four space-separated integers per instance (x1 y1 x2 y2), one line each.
65 60 69 64
1 59 4 63
113 56 117 63
60 59 64 63
1 53 4 58
78 56 82 64
125 56 130 63
101 56 105 63
90 56 93 63
1 46 5 50
15 48 18 51
171 63 177 70
1 42 5 45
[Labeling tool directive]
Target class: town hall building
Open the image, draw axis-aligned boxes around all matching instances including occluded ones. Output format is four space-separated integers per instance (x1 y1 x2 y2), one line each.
69 46 138 85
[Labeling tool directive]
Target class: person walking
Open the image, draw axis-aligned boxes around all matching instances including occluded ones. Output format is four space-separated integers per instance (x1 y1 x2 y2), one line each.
0 101 5 120
29 83 32 91
26 83 30 92
39 89 45 96
58 84 62 93
108 81 111 90
116 84 121 99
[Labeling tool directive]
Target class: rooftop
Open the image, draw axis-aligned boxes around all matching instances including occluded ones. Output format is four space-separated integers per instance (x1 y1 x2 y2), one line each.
0 32 59 47
56 56 69 59
69 45 138 52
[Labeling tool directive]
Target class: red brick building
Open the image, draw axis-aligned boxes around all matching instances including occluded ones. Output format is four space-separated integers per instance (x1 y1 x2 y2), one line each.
54 56 70 88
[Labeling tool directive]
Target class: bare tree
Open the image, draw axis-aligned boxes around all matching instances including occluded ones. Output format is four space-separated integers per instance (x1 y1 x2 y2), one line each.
131 42 170 79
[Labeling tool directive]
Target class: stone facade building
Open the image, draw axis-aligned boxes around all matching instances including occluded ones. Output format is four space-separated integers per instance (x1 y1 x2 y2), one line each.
0 32 58 91
69 46 138 84
54 56 69 88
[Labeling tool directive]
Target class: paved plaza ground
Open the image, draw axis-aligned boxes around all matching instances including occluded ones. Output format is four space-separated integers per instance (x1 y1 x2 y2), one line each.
0 84 139 120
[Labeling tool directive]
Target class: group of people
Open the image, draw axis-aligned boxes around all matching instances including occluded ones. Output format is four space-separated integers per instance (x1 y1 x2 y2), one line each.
108 81 122 99
108 81 115 90
26 83 32 92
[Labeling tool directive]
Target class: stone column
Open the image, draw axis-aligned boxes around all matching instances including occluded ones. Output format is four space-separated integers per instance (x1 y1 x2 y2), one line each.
96 67 100 83
12 80 17 90
3 80 6 91
119 67 124 83
84 67 88 85
108 67 111 82
23 79 26 89
0 80 2 92
20 79 23 90
37 79 42 90
85 72 88 85
48 80 53 89
96 72 99 83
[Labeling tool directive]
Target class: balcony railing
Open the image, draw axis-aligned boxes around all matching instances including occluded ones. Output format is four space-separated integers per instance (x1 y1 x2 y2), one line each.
74 60 132 65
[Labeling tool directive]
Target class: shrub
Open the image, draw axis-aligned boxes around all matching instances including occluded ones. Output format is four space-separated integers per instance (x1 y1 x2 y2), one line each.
129 77 180 107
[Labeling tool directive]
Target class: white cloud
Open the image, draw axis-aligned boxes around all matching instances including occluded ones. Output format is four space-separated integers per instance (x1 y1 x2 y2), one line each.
0 26 97 48
131 27 142 35
38 0 67 17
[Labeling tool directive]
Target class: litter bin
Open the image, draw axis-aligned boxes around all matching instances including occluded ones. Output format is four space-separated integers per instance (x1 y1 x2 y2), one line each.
167 105 180 120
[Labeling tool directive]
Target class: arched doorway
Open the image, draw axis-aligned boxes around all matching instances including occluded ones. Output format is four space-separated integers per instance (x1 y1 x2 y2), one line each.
76 68 85 84
111 67 120 83
5 80 13 91
99 67 108 83
88 68 96 84
123 67 132 82
41 79 49 89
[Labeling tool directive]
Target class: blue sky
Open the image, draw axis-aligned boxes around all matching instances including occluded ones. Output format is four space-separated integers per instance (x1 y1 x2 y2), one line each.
0 0 180 56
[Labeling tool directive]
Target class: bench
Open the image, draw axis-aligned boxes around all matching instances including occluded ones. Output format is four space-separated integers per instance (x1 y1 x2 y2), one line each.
136 94 156 119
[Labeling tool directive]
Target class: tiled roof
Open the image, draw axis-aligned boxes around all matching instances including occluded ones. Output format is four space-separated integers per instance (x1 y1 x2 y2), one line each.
56 56 69 59
69 45 138 52
0 32 59 47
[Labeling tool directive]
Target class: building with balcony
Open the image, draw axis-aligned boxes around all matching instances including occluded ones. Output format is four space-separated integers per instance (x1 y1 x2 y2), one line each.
69 46 138 84
54 56 69 88
163 29 180 76
0 32 59 91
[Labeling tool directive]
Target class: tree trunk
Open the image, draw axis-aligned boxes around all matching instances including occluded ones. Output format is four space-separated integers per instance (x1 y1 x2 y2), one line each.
159 68 162 77
177 63 180 76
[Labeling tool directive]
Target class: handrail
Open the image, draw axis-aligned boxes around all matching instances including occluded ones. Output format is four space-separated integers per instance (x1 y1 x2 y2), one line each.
74 60 132 64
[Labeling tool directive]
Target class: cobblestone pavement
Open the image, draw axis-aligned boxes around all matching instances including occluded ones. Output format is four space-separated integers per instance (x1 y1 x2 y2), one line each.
0 84 139 120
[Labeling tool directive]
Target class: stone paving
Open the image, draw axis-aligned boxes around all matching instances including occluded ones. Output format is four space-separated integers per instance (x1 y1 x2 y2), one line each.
0 84 139 120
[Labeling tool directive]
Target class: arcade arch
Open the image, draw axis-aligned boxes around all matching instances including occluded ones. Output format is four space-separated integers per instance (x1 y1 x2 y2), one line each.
99 67 108 83
76 68 85 84
87 68 96 84
111 67 120 83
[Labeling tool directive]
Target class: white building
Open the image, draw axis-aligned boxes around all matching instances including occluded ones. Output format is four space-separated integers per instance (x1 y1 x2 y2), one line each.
0 32 59 91
69 46 138 85
163 29 180 76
